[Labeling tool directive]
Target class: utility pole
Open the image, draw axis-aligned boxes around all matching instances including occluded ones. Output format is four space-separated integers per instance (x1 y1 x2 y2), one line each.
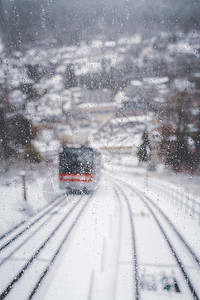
21 171 27 202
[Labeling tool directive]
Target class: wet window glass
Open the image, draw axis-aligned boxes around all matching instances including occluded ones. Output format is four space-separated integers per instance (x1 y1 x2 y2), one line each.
0 0 200 299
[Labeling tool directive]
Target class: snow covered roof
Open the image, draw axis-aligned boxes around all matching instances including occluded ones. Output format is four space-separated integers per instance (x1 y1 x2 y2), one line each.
104 41 116 48
38 74 64 92
128 35 142 45
90 40 103 48
143 77 169 85
0 41 4 54
40 93 62 104
153 97 165 103
117 37 130 45
168 42 194 54
9 90 26 103
130 80 143 87
174 79 195 91
112 115 152 125
79 102 117 109
114 91 129 103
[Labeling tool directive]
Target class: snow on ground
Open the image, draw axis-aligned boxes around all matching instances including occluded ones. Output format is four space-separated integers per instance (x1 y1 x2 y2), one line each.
0 156 199 238
0 157 200 299
104 154 200 200
36 180 125 300
0 162 61 236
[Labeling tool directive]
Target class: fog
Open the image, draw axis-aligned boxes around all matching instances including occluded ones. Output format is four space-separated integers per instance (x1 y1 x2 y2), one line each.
0 0 200 50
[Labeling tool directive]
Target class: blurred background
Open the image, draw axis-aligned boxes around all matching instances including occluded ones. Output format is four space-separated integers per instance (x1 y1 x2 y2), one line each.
0 0 200 175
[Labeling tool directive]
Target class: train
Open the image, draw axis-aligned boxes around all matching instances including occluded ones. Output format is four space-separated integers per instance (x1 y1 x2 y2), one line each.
59 146 100 193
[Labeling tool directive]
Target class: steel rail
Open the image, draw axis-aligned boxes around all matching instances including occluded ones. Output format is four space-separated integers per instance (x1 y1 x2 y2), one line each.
139 189 200 267
0 195 66 253
114 177 199 300
0 196 86 299
111 174 200 267
114 184 140 300
0 201 66 267
0 194 65 242
137 191 199 300
113 188 123 300
28 195 92 299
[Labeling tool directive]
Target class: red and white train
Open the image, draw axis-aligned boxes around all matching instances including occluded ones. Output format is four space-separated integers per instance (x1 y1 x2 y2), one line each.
59 146 100 193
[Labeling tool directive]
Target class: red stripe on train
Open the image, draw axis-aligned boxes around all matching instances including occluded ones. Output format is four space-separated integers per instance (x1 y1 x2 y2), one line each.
59 173 93 182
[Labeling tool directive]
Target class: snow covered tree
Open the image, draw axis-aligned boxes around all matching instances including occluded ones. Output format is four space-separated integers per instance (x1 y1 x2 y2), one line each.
23 143 42 163
64 64 77 89
0 83 14 158
0 81 38 160
137 129 151 162
8 114 37 147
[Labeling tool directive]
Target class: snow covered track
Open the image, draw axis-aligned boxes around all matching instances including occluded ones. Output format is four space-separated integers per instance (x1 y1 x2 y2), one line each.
114 186 140 300
0 173 199 300
113 176 200 300
0 193 92 299
28 195 91 299
0 194 66 251
137 192 200 300
138 190 200 268
0 220 27 242
0 195 71 268
0 194 66 243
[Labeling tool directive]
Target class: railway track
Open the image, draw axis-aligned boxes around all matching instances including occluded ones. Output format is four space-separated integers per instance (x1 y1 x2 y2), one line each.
0 173 199 299
0 193 92 299
114 186 140 300
112 176 200 300
0 194 66 251
0 194 67 242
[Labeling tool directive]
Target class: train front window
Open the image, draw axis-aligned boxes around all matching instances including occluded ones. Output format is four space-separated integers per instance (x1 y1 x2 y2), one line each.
59 148 94 174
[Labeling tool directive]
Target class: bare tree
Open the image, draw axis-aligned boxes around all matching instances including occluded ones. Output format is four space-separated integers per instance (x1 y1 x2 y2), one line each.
158 89 199 172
